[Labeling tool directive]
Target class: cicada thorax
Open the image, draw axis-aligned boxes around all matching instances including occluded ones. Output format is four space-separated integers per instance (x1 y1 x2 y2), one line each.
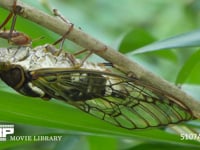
0 63 35 97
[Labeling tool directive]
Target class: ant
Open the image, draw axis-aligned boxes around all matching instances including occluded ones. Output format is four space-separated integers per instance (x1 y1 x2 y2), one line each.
0 0 32 46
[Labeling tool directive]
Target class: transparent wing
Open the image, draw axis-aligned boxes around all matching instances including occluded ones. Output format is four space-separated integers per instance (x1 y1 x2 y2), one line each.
30 68 193 129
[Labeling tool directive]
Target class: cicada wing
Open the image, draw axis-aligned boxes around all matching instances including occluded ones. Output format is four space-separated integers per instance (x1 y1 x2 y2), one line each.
75 94 193 129
30 68 193 129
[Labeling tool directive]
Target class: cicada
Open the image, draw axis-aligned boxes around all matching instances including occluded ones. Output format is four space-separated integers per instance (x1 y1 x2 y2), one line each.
0 44 194 129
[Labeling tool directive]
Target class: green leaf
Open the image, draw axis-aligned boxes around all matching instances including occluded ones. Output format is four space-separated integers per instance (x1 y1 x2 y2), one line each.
118 28 177 62
131 30 200 54
119 28 155 53
176 49 200 84
87 136 117 150
127 143 200 150
0 133 65 149
0 90 199 147
54 136 89 150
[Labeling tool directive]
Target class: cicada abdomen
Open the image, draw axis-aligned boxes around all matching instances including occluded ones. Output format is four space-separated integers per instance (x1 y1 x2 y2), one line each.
0 44 194 129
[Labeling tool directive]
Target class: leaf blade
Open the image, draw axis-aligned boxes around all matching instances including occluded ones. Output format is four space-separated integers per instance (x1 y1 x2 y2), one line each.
131 30 200 54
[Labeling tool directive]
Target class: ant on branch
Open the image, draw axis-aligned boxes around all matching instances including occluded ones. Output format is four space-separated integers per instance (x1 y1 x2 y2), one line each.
0 0 32 46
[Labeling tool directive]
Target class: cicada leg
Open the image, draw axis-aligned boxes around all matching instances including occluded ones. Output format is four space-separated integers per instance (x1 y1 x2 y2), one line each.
44 44 80 67
51 9 87 67
53 9 71 24
52 9 108 67
52 23 74 55
51 9 74 56
0 0 32 46
0 0 17 37
0 11 13 30
72 48 105 67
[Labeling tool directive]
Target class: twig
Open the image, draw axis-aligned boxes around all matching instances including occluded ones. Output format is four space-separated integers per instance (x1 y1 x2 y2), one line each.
1 0 200 118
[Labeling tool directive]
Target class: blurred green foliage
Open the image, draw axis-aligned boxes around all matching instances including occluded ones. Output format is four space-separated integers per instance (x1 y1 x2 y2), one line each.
0 0 200 149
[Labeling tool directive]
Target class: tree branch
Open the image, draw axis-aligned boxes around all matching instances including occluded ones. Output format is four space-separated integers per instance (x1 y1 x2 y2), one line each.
1 0 200 118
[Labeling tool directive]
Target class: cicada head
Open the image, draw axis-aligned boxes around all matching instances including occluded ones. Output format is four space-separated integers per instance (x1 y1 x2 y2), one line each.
0 47 30 85
0 60 49 99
